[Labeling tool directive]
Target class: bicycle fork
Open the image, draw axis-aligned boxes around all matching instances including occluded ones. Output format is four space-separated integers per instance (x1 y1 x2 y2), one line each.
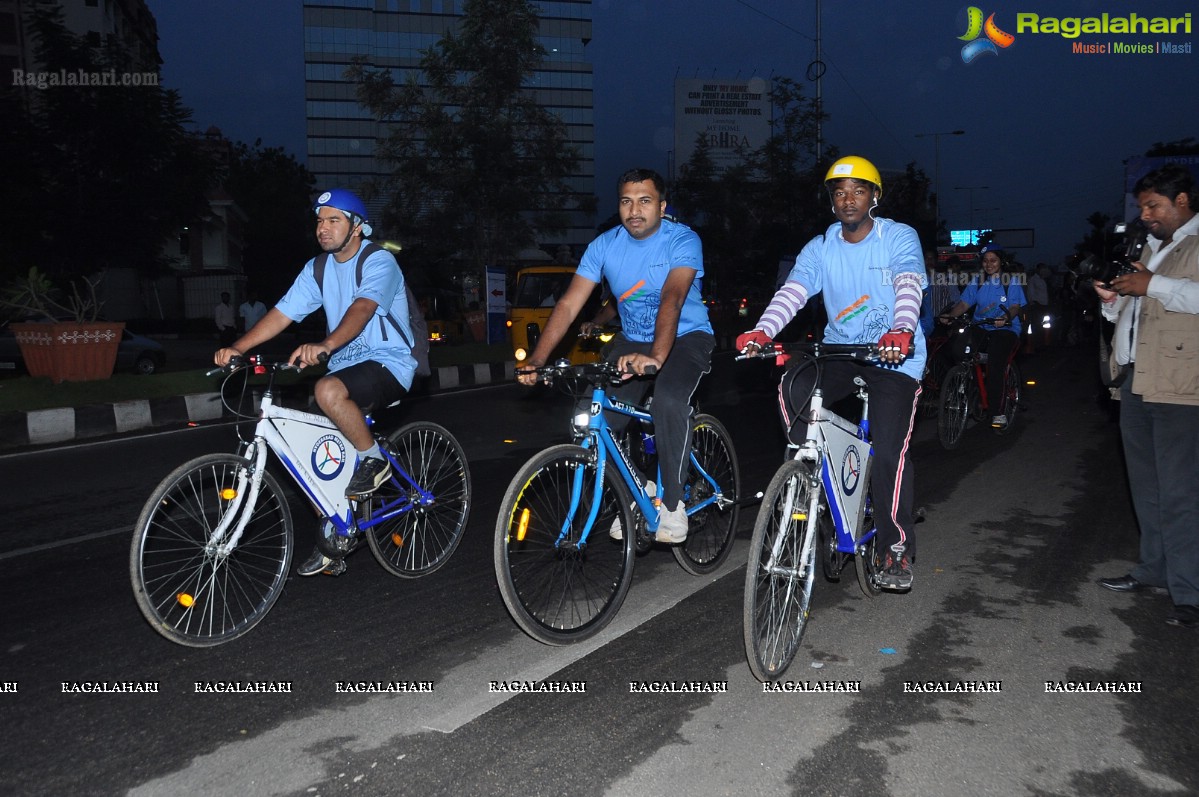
765 449 822 582
213 440 270 558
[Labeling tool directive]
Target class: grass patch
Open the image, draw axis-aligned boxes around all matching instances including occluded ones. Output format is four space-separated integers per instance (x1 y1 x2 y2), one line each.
0 341 513 414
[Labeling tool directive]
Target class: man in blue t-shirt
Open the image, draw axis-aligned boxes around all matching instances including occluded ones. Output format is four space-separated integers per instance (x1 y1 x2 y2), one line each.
736 156 926 591
517 168 715 544
939 242 1026 429
215 188 418 576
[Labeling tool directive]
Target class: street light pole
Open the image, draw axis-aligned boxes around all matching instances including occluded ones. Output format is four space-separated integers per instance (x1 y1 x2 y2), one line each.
915 129 965 244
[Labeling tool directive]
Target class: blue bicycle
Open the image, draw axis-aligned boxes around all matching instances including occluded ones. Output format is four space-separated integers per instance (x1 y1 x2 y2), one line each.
494 360 740 644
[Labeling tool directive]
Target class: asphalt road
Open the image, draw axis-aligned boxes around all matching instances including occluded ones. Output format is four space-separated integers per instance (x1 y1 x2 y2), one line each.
0 346 1194 797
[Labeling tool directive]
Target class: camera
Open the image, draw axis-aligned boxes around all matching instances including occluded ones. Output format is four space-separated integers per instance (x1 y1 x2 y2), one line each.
1076 219 1148 288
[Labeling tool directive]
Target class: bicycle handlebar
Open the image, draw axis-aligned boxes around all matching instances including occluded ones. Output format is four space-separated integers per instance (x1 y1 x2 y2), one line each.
519 358 653 386
577 325 621 340
736 341 881 364
938 316 1011 329
207 354 305 378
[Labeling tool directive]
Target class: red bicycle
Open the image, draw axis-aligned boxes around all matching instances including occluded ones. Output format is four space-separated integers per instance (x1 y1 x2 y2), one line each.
937 319 1023 449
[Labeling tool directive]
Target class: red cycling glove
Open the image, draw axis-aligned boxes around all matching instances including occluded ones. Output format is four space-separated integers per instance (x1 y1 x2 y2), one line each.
878 329 914 357
736 330 773 353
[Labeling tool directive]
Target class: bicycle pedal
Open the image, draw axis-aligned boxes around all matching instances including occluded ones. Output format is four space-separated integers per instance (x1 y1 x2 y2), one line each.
322 559 348 577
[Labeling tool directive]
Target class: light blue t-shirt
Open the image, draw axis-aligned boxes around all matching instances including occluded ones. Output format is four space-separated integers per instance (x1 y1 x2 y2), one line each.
577 218 713 343
275 242 418 389
786 218 927 381
959 273 1027 336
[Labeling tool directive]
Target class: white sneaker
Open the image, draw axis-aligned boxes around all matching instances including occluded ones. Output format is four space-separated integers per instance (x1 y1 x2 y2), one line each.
990 414 1008 429
655 501 689 544
610 481 654 540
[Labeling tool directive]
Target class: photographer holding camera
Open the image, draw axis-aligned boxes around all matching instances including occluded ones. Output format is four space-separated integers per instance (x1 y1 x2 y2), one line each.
1094 163 1199 629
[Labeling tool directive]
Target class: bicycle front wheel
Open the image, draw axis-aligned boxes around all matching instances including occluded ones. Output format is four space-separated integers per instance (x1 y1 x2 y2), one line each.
495 444 635 645
130 454 293 647
743 459 820 682
365 422 471 578
995 362 1022 434
674 413 740 575
937 365 971 450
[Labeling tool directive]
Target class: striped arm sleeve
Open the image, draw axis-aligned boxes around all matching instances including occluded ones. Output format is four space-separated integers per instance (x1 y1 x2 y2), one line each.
892 272 923 331
755 282 809 339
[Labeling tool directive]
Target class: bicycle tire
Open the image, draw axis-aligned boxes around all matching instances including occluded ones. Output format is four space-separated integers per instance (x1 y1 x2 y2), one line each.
937 365 971 450
853 483 884 597
130 453 293 647
673 413 740 575
918 349 947 418
365 421 471 578
994 362 1022 435
495 444 636 645
743 459 819 682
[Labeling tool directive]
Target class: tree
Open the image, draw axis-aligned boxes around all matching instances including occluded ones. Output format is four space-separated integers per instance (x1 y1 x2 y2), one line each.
879 162 937 249
1146 137 1199 156
673 77 828 298
223 141 317 302
1 7 211 281
348 0 583 282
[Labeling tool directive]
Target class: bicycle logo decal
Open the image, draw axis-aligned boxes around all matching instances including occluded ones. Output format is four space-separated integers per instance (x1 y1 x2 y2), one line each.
312 435 347 481
840 446 862 495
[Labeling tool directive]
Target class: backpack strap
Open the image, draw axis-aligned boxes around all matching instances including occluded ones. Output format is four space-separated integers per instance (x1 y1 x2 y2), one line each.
311 244 411 347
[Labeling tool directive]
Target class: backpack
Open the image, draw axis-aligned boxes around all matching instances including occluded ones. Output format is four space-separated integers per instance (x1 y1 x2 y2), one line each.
312 243 431 377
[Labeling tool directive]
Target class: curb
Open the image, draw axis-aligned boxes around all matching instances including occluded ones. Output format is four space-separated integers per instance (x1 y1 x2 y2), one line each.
0 361 516 452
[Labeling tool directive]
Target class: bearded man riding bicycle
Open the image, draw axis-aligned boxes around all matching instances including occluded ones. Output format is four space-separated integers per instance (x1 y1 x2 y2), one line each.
214 188 420 576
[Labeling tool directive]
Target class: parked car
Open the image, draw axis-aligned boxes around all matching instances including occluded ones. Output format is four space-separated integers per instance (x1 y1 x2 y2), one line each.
0 322 166 376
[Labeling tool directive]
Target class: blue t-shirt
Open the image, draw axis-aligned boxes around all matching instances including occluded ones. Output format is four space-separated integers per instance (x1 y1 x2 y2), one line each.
959 273 1027 336
275 242 418 389
786 218 927 381
577 218 713 343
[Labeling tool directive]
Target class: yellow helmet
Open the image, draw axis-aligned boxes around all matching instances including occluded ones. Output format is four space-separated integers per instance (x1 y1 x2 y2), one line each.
825 156 882 198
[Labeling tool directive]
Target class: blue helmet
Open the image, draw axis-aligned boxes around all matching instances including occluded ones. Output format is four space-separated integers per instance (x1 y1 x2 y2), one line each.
313 189 368 226
979 243 1004 257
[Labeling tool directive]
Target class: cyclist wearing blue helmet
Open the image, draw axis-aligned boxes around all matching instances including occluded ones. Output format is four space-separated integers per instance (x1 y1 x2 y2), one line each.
939 242 1026 429
215 188 419 576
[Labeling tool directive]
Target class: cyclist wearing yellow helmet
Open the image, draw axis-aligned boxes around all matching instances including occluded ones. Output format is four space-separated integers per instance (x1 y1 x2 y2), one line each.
737 155 926 591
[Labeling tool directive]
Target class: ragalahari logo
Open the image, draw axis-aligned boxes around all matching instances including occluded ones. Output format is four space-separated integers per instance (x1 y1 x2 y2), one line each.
958 7 1016 62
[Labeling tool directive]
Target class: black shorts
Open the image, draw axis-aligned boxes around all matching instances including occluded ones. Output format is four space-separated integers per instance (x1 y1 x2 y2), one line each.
328 361 406 414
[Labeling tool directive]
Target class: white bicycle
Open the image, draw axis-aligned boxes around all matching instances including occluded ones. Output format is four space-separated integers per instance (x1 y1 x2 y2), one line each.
130 355 471 647
741 342 886 681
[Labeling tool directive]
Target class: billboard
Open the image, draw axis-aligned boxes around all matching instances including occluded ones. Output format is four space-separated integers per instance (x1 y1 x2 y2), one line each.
674 78 771 177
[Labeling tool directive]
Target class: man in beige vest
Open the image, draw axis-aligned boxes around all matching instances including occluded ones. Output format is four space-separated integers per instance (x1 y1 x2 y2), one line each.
1095 163 1199 629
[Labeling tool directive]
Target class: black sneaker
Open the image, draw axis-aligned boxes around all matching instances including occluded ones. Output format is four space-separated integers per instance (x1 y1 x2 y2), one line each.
880 549 914 591
345 456 391 499
297 547 347 577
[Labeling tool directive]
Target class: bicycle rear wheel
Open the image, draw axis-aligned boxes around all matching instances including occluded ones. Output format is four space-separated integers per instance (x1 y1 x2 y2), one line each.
495 444 635 645
364 422 471 578
130 454 293 647
854 483 884 597
994 362 1022 435
743 459 819 682
937 365 971 449
673 413 740 575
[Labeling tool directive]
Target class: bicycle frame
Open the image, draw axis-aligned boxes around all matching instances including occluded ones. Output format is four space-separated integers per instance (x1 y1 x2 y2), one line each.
559 381 726 548
786 383 876 562
212 380 432 555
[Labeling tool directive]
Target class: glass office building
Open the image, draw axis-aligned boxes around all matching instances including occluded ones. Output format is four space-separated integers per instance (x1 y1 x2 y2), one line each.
303 0 595 251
